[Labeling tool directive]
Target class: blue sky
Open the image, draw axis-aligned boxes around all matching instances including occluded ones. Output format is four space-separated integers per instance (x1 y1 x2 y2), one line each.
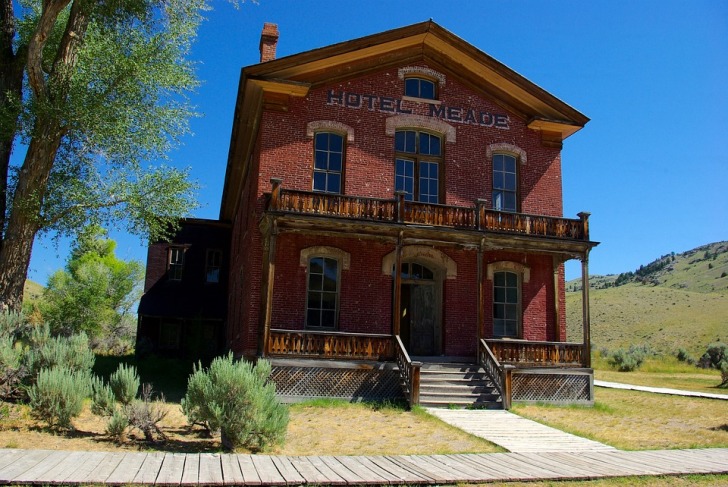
27 0 728 284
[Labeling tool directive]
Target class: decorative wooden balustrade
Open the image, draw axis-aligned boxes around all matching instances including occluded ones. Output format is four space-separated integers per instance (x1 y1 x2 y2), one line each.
267 329 394 361
267 180 590 241
395 335 421 407
485 339 585 367
478 339 511 409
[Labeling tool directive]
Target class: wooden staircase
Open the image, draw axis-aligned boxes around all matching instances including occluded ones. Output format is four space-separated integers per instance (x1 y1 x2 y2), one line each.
417 362 503 409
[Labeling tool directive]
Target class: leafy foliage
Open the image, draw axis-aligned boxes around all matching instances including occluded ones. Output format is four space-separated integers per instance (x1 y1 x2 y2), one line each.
182 354 289 452
28 366 92 430
608 345 648 372
108 363 140 406
39 225 143 349
699 343 728 387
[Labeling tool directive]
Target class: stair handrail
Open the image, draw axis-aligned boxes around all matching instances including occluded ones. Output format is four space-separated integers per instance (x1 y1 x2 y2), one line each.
394 335 421 407
478 339 513 410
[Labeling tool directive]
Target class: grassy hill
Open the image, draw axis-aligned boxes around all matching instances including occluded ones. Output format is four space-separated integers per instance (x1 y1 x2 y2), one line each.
23 280 44 303
566 241 728 356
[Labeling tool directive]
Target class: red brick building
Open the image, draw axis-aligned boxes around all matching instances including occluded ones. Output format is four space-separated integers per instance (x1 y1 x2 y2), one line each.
139 21 598 407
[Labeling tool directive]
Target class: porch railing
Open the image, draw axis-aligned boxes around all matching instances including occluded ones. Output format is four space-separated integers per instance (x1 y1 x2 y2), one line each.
267 329 394 361
394 335 421 408
486 339 585 367
267 180 591 241
478 339 512 410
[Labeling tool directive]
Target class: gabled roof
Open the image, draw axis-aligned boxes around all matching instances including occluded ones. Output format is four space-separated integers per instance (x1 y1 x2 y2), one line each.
220 20 589 221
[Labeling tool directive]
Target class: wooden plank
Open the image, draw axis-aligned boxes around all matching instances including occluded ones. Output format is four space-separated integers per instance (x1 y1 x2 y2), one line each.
335 455 390 484
427 454 499 481
386 455 445 483
303 456 348 485
79 451 126 484
545 452 644 477
250 455 287 485
105 452 148 485
198 453 224 485
270 455 306 484
156 452 186 486
220 453 245 485
577 451 663 476
470 453 564 480
133 451 164 484
368 455 432 484
445 454 512 480
318 456 368 484
515 452 601 478
0 449 26 471
673 449 728 471
408 454 466 483
11 450 71 483
32 450 87 484
288 456 342 485
236 455 262 485
181 453 200 486
0 450 53 482
60 451 110 484
345 455 401 484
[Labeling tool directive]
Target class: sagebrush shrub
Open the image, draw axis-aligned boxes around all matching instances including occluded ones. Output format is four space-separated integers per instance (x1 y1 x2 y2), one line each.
699 343 728 387
109 363 139 406
28 367 91 429
608 346 646 372
181 354 288 452
26 328 95 379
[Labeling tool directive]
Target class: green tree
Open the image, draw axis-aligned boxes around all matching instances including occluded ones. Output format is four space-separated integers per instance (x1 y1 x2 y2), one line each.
0 0 242 311
40 225 143 345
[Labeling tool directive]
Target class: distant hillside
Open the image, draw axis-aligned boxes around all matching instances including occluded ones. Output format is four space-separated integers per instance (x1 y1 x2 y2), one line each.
565 241 727 356
23 280 44 302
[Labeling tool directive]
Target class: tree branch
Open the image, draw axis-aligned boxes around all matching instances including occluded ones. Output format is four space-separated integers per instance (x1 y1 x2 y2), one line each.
25 0 72 96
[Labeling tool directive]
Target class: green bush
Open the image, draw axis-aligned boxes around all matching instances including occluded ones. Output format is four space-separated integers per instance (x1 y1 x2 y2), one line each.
608 345 646 372
26 327 95 379
181 354 288 452
28 367 91 429
675 348 695 365
699 343 728 387
109 363 139 406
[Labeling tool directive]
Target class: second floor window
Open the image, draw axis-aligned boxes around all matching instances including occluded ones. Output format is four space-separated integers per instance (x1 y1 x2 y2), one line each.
206 249 222 283
313 132 344 194
395 130 442 203
493 153 518 212
168 247 184 281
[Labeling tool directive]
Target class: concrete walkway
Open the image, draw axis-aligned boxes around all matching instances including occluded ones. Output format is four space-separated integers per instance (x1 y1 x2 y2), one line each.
595 380 728 400
425 408 616 453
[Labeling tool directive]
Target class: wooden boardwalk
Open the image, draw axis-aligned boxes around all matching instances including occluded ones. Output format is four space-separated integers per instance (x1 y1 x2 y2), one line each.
425 409 616 453
595 380 728 400
0 448 726 485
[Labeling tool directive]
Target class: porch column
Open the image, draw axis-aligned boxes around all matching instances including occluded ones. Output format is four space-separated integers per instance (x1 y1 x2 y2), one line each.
580 251 592 368
553 256 564 342
392 232 403 336
476 239 485 342
257 217 278 357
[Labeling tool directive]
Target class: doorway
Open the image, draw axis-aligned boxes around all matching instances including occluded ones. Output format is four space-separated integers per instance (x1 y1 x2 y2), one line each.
398 262 441 356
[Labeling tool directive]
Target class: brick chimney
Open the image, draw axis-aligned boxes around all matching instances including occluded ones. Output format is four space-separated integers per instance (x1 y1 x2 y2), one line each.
259 23 279 63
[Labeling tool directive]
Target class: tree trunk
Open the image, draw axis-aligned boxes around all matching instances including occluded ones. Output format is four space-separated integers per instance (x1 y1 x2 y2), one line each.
0 120 63 311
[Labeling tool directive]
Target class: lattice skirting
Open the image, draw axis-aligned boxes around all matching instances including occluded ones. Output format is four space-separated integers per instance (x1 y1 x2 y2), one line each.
511 368 594 405
270 365 404 403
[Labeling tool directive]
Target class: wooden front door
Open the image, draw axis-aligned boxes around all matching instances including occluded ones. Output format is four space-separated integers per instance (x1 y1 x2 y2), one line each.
399 262 440 356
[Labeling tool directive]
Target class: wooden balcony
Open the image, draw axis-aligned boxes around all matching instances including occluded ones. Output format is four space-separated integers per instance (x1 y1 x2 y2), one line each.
486 339 586 367
267 181 591 242
267 329 394 361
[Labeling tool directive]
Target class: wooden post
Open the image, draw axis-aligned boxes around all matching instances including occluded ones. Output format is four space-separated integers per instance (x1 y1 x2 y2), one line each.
476 239 485 343
553 256 563 342
581 251 592 368
395 191 406 223
270 178 283 210
411 361 421 406
578 211 591 241
502 365 514 410
476 199 487 231
393 232 403 337
257 218 278 357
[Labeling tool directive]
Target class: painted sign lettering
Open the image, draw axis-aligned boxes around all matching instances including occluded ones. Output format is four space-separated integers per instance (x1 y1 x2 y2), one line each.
326 90 509 129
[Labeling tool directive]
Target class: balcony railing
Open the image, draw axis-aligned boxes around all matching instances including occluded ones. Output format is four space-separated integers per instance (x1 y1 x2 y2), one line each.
267 329 394 361
486 339 586 367
268 180 590 241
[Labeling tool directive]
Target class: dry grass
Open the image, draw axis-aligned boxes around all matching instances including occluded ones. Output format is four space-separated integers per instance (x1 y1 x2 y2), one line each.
0 400 500 455
512 388 728 451
460 474 728 486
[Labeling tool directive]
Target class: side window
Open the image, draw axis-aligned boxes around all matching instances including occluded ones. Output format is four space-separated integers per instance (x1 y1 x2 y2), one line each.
306 257 339 329
168 247 185 281
313 132 344 194
493 154 518 212
404 77 437 100
493 271 520 337
394 130 442 203
206 249 222 283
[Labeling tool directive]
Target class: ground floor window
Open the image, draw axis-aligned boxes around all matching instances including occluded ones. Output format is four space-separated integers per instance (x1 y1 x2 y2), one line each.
306 257 339 329
493 271 520 337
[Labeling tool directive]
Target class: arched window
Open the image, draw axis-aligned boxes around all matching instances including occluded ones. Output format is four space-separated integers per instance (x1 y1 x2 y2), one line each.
395 129 443 203
493 153 518 212
493 271 520 337
306 256 339 329
313 132 344 194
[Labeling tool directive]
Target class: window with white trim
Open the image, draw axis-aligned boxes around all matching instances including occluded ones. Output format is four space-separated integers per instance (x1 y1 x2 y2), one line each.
395 129 442 203
313 132 344 194
493 153 518 212
493 271 520 337
168 247 184 281
306 257 339 329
